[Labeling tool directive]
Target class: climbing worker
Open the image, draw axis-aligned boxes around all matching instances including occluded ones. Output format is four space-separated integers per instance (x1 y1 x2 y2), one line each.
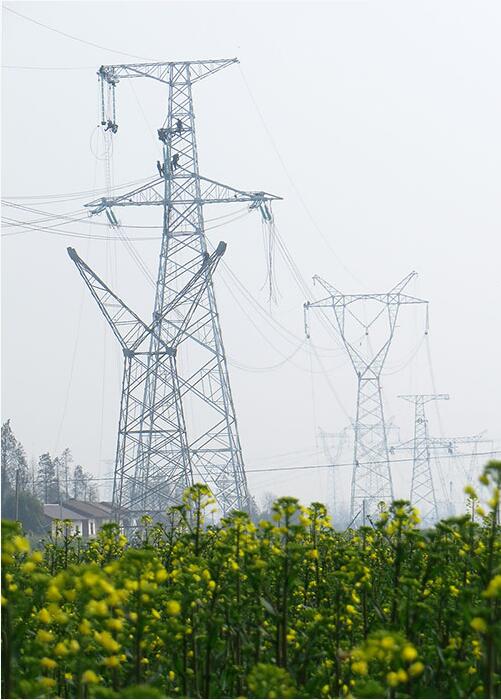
104 119 118 134
171 153 180 171
156 160 164 177
176 119 183 135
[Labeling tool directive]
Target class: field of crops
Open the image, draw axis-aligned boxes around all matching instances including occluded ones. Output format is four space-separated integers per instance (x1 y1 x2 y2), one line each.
2 462 500 699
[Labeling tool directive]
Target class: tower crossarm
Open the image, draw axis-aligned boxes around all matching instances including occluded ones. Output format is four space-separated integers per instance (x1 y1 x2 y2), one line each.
399 394 450 405
67 247 172 355
428 433 489 451
98 59 238 87
85 173 281 213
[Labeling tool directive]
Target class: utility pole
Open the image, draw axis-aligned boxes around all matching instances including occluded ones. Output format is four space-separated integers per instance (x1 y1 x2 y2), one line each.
14 468 20 521
305 273 427 524
398 394 449 523
78 59 280 521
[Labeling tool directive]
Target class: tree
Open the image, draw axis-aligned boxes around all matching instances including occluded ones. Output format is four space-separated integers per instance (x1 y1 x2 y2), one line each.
1 420 29 508
37 453 59 504
71 464 99 501
2 491 49 534
59 447 73 500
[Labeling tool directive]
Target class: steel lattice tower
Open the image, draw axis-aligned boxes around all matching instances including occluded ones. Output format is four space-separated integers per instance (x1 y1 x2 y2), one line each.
79 59 280 521
398 394 449 523
318 427 348 515
305 273 427 524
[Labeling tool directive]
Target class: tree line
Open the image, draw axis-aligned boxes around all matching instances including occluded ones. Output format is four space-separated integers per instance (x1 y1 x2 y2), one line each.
1 420 99 534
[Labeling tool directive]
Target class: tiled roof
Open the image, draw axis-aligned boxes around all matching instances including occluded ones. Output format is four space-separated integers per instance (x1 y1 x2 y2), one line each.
44 504 86 521
63 499 113 519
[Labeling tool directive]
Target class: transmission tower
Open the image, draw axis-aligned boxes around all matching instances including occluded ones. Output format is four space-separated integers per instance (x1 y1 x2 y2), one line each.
305 273 427 524
318 427 348 515
78 59 281 521
398 394 449 523
68 242 228 520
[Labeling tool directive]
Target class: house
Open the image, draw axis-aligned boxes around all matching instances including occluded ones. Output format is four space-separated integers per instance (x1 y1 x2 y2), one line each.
43 504 88 537
43 500 115 538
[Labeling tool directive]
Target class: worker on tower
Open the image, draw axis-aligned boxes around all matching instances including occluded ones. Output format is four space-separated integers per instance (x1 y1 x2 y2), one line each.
176 119 183 135
104 119 118 134
171 153 180 171
156 160 164 177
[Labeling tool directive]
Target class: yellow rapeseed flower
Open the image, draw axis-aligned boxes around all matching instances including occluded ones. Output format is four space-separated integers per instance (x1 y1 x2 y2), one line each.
471 617 487 633
21 561 36 574
54 642 69 657
82 670 99 684
166 600 181 616
38 608 51 624
401 645 418 662
386 672 399 687
103 655 120 668
40 657 57 669
156 568 168 583
36 629 54 644
351 660 368 675
409 661 425 677
13 536 30 553
79 619 92 635
484 574 501 599
46 585 62 602
39 677 56 689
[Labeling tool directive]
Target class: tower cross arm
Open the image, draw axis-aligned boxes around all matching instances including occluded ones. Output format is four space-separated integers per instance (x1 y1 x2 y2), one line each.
98 58 238 86
198 174 282 205
398 394 450 405
428 433 489 449
66 247 172 355
84 174 281 214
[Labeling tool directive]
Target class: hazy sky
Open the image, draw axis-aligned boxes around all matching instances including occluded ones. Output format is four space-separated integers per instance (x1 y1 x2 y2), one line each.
2 0 500 511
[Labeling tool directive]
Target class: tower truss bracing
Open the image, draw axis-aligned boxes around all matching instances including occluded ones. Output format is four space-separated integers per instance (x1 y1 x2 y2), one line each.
77 59 281 521
398 394 449 523
68 243 227 520
305 273 427 525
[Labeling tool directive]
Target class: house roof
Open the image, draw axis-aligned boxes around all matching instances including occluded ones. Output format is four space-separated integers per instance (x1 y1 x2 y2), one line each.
63 499 114 519
44 504 86 521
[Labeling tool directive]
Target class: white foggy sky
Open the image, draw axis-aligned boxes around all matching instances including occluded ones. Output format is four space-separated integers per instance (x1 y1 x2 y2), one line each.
2 0 500 509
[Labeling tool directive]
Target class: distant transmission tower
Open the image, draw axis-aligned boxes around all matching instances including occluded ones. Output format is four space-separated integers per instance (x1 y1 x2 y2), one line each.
77 59 280 521
398 394 449 523
318 427 348 514
305 273 427 524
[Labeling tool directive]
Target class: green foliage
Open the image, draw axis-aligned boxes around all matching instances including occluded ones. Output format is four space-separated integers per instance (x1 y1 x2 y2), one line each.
1 462 500 699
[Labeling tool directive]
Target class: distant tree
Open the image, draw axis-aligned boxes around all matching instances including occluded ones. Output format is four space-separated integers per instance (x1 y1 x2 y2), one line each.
1 420 48 533
60 447 73 499
37 453 59 504
2 491 49 535
1 420 29 508
258 491 278 522
71 464 99 501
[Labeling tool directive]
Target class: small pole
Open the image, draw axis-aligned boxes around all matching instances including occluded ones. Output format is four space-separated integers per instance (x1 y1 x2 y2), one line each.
14 469 20 521
362 499 367 527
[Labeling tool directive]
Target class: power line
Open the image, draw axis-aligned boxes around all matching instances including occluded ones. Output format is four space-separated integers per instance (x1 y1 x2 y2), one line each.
3 6 153 61
48 449 501 481
246 450 501 474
